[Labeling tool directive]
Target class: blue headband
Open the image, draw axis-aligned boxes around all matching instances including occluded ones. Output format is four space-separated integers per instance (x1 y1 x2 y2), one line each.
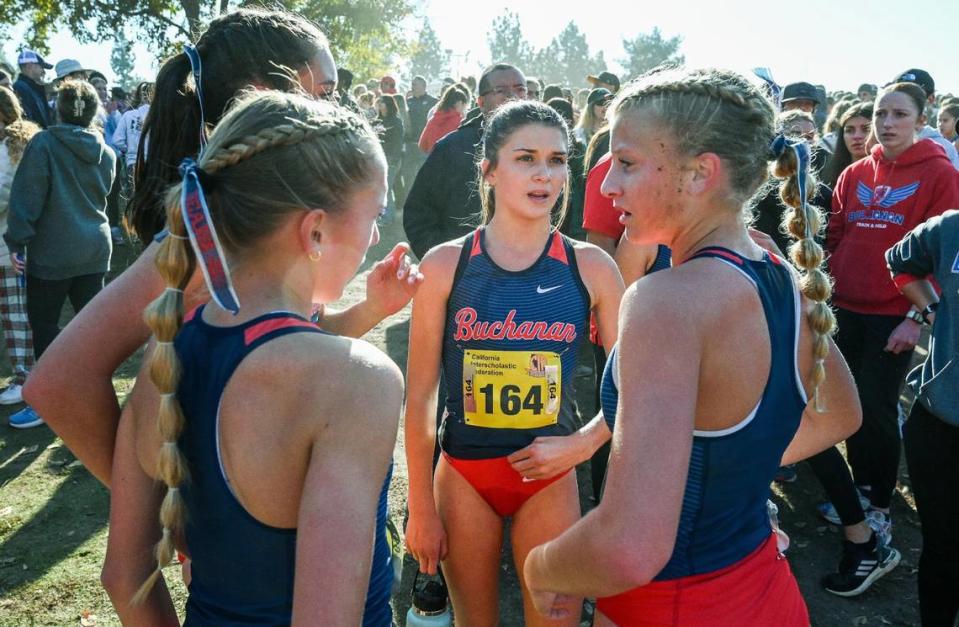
753 67 783 113
179 158 240 314
769 135 812 240
184 45 208 153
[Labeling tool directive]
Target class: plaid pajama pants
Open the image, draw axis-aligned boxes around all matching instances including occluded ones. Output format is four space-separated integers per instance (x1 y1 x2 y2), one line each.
0 265 34 385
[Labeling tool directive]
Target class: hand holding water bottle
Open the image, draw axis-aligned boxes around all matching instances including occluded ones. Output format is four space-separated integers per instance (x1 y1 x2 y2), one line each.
10 252 25 275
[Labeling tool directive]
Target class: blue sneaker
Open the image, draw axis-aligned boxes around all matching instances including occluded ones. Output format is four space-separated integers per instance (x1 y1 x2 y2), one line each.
817 487 871 525
9 405 44 429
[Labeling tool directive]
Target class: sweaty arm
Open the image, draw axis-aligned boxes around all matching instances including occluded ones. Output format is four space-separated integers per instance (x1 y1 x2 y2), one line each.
101 343 178 626
25 240 420 487
293 342 403 625
402 245 458 575
525 278 701 598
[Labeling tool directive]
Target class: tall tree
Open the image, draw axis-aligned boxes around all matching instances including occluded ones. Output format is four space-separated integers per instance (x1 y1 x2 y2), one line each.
486 11 533 71
271 0 417 79
110 32 137 91
529 21 605 88
409 19 450 80
619 27 684 79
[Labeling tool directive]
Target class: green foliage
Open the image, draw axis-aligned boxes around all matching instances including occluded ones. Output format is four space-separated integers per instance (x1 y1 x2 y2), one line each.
619 27 684 79
486 11 533 70
110 32 138 91
528 21 605 88
409 19 450 81
275 0 417 80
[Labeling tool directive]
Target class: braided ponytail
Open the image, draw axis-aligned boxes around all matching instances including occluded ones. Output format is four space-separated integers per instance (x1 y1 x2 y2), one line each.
773 148 835 411
132 194 195 605
133 92 382 603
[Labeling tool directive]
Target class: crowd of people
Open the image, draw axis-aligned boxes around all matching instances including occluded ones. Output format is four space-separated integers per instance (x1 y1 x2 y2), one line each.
2 7 958 626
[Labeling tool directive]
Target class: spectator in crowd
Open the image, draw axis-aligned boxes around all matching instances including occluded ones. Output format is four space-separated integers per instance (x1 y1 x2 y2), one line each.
377 94 404 225
13 49 53 128
4 80 116 427
336 68 359 111
886 211 959 627
573 87 611 146
812 81 959 596
574 88 589 113
401 76 437 203
0 86 39 414
586 70 620 94
352 83 367 100
781 81 821 114
53 59 90 85
543 84 563 103
546 96 587 239
366 78 380 96
752 110 832 256
90 74 125 245
113 81 153 221
418 83 468 154
525 77 541 100
822 102 873 188
358 92 376 121
937 102 958 143
821 97 857 153
403 62 527 258
858 83 877 102
380 75 397 95
891 69 959 169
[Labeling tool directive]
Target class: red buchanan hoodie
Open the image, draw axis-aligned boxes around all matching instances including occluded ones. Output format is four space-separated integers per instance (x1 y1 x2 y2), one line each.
827 139 959 315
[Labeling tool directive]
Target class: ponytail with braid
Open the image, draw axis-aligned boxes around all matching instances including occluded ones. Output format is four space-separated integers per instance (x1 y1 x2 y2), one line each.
610 68 834 408
132 91 382 604
773 140 835 410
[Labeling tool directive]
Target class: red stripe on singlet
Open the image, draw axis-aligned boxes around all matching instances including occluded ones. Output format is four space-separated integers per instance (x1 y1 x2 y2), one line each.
546 232 568 264
244 318 317 346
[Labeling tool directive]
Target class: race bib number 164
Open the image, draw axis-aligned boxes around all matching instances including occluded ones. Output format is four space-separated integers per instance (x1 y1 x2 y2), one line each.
463 349 560 429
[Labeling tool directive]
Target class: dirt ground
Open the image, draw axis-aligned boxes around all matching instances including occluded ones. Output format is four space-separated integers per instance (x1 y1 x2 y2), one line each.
0 219 923 626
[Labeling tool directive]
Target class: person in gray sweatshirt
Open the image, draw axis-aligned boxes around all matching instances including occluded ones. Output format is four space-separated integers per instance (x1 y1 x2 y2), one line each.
4 80 115 374
885 209 959 627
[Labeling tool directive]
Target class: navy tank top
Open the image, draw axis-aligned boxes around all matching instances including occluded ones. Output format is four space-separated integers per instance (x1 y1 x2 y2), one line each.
175 305 393 626
440 228 590 459
601 247 807 579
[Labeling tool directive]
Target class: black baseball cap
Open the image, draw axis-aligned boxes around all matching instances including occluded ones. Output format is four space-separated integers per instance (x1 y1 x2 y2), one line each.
891 69 934 97
857 83 877 95
587 71 620 92
587 87 613 107
781 82 822 104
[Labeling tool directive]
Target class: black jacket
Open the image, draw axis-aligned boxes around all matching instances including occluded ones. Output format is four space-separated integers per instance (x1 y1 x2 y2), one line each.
13 75 52 129
378 114 405 164
406 93 438 143
751 181 832 256
403 111 484 259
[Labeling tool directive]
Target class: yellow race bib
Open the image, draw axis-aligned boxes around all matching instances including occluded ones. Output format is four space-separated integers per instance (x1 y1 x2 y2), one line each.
462 349 561 429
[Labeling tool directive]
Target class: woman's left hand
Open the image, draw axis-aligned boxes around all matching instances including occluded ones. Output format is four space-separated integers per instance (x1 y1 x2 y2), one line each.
885 318 921 354
365 243 424 318
507 435 585 481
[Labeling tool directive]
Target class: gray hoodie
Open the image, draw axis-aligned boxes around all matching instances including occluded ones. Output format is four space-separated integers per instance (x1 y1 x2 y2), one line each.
4 125 116 280
885 210 959 427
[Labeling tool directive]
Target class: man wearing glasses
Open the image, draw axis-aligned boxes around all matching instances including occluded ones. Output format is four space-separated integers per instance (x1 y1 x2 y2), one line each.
403 63 527 259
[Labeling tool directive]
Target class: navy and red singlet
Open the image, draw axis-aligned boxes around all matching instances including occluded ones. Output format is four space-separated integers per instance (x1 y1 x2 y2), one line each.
597 247 810 626
439 228 590 515
174 305 393 626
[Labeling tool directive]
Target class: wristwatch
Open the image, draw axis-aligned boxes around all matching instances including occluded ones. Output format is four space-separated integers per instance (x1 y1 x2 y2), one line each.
905 309 926 325
921 302 938 324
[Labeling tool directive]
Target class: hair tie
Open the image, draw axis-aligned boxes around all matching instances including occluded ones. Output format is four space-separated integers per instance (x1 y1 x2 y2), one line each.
156 341 175 346
164 287 184 294
753 67 782 112
183 45 208 153
167 233 189 241
179 158 241 315
769 134 812 240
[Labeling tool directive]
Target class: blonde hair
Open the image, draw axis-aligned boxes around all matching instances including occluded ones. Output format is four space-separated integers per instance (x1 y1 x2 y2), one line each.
610 68 834 409
132 91 382 604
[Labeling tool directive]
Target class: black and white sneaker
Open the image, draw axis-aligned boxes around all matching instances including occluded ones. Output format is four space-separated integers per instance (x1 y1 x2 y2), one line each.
822 533 901 597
